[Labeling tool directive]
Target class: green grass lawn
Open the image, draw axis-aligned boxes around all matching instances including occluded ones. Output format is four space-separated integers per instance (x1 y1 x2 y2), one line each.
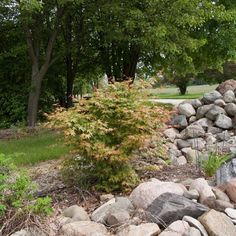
147 84 218 99
0 130 73 165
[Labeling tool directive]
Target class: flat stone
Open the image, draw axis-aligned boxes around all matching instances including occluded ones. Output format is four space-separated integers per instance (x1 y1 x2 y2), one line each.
225 103 236 117
178 103 196 118
205 105 226 121
146 192 208 226
226 179 236 203
129 181 185 209
189 178 215 204
196 104 214 119
183 216 208 236
183 189 199 200
198 209 236 236
225 208 236 220
63 205 90 221
159 220 190 236
117 223 161 236
59 221 109 236
215 114 232 129
202 91 222 104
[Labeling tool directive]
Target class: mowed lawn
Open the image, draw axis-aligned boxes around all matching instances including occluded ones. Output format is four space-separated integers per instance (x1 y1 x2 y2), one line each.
0 130 73 165
147 84 218 99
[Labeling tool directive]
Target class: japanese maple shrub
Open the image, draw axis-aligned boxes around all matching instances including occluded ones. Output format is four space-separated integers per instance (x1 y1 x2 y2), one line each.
49 81 169 191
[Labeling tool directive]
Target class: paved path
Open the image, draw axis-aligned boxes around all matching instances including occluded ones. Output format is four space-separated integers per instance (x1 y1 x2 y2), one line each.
149 99 185 107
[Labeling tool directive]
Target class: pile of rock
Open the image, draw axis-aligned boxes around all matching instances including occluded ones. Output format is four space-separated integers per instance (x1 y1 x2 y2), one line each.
164 80 236 166
12 177 236 236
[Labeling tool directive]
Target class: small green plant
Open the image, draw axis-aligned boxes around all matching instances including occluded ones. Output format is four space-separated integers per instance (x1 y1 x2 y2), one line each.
0 153 52 235
201 152 230 177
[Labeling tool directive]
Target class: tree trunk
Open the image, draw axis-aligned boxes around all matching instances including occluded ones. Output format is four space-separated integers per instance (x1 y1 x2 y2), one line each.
27 64 44 127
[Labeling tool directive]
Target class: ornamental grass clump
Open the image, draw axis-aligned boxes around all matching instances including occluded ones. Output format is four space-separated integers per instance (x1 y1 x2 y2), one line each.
49 81 169 192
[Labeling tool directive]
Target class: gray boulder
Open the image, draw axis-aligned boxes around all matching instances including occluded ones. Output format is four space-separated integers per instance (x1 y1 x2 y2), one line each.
191 99 202 109
181 125 205 139
223 90 235 103
187 138 206 151
225 103 236 116
216 158 236 185
207 126 223 134
214 99 226 107
202 91 222 104
164 128 180 141
215 114 232 129
178 103 196 118
146 192 208 226
205 105 226 121
196 104 214 119
193 118 213 131
216 130 231 141
170 114 188 129
176 139 191 149
106 209 130 226
159 220 190 236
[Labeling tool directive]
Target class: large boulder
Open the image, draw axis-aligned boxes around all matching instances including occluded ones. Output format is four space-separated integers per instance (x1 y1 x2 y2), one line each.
198 209 236 236
215 114 232 129
216 79 236 95
225 103 236 117
129 181 185 209
193 118 213 131
202 91 222 104
146 192 208 226
178 103 196 118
